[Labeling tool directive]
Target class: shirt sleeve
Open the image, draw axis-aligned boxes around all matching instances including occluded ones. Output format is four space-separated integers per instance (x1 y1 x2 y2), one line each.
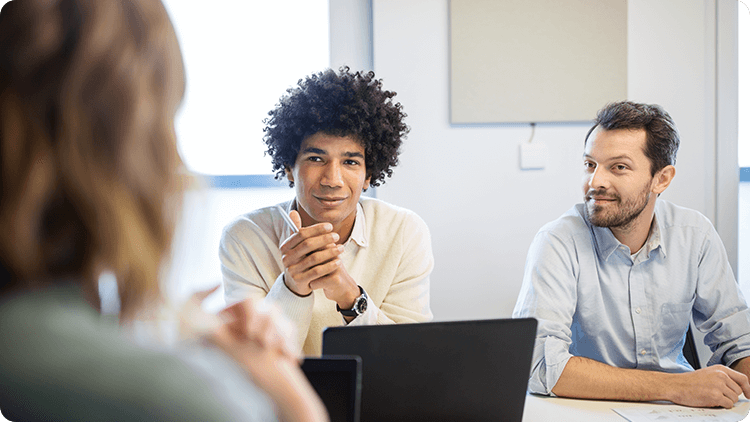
347 211 434 327
512 230 579 395
219 225 313 352
691 224 750 367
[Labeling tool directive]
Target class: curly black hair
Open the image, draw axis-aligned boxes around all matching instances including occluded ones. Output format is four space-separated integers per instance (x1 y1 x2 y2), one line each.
263 67 409 187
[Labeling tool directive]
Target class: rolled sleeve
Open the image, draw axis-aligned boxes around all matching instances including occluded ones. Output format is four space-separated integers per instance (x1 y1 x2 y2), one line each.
693 226 750 367
513 230 578 395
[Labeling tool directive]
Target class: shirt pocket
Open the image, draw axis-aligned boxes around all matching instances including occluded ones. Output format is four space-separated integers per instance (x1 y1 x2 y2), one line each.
658 300 694 347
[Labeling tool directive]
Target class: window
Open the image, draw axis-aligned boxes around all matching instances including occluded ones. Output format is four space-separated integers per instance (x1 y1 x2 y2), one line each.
163 0 330 176
159 0 330 309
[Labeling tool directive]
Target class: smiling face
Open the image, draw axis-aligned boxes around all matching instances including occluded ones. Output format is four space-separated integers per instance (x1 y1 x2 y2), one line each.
582 127 661 231
286 132 371 240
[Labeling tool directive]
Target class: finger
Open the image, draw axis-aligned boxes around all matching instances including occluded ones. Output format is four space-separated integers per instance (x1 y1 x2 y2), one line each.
724 367 750 396
247 305 271 343
289 210 302 231
189 285 221 307
284 243 341 283
296 259 342 288
275 315 300 359
256 309 291 356
230 299 263 337
220 300 252 338
307 261 346 289
280 222 335 253
718 395 735 409
293 244 343 275
725 375 744 398
257 303 300 359
280 233 339 267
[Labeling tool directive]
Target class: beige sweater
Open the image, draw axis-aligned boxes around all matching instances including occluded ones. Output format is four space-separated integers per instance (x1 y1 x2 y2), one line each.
220 197 434 356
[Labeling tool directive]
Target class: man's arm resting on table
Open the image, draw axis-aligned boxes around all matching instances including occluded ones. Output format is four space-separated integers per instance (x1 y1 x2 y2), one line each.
730 356 750 380
552 356 750 409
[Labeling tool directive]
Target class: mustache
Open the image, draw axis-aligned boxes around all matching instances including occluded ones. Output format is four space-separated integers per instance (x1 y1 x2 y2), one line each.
585 189 620 201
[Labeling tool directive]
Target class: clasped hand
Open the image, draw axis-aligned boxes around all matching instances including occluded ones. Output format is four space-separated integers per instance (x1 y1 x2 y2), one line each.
279 210 360 310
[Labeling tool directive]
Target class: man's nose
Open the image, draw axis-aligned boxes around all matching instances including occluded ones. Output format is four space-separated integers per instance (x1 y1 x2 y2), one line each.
588 167 609 190
321 162 343 187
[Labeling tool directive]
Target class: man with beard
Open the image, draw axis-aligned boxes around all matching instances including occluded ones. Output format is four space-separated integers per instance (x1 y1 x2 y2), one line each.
513 101 750 408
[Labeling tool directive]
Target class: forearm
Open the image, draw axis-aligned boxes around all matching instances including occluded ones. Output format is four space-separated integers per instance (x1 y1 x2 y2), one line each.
552 356 672 402
730 356 750 380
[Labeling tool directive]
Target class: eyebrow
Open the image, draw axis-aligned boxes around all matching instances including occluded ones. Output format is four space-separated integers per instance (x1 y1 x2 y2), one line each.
583 153 634 163
301 147 365 159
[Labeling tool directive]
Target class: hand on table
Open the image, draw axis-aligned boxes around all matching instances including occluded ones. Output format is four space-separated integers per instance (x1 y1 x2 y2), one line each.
280 210 360 311
667 365 750 409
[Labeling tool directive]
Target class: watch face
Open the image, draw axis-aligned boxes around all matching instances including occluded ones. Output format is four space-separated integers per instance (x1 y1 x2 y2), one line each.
355 297 367 314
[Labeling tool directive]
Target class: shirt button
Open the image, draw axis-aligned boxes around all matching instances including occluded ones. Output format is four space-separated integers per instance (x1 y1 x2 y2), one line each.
635 308 642 314
640 349 647 356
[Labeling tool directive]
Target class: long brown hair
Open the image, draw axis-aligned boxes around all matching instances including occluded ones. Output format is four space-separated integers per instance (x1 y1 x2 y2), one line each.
0 0 186 319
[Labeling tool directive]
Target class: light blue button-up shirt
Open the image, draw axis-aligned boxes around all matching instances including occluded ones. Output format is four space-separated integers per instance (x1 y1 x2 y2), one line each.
513 200 750 395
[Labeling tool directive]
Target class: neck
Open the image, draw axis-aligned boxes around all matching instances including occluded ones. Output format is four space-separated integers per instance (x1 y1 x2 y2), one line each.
610 203 656 253
333 219 355 245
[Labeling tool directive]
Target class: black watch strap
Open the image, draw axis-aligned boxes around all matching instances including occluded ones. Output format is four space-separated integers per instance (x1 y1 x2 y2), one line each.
337 286 368 317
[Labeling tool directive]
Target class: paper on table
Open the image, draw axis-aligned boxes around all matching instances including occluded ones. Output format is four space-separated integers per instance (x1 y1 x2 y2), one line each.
613 400 750 422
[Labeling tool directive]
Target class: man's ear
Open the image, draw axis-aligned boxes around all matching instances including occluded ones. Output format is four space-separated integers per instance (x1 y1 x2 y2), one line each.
285 166 294 183
284 166 296 188
652 165 675 195
363 175 371 192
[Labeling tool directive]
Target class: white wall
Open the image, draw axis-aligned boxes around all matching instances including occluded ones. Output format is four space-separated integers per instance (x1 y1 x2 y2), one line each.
370 0 736 321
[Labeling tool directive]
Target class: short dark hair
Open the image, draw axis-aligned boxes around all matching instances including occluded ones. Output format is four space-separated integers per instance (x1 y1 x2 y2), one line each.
263 67 409 187
584 101 679 175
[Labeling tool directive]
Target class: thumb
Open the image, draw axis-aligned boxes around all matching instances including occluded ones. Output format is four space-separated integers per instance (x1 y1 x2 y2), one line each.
289 210 302 230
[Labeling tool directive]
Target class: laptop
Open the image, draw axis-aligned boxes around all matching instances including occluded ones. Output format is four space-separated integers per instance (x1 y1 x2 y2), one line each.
301 355 362 422
322 318 537 422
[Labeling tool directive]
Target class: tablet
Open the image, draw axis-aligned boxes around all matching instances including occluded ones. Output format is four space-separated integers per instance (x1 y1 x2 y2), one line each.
301 355 362 422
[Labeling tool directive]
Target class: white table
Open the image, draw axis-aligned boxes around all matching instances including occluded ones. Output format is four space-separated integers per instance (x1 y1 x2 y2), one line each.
523 393 750 421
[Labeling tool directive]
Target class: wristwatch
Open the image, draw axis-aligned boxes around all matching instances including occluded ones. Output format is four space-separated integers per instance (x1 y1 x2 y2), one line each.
337 286 368 317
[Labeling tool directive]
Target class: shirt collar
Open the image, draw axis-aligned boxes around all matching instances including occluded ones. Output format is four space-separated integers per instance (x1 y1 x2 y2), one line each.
586 207 666 261
348 202 368 248
287 199 368 248
646 213 666 259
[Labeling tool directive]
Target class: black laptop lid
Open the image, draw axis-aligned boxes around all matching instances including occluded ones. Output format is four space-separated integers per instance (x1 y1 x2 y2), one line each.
321 318 537 422
301 356 362 422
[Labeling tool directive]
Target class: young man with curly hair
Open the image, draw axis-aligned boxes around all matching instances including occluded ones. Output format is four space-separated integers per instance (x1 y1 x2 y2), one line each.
220 67 433 355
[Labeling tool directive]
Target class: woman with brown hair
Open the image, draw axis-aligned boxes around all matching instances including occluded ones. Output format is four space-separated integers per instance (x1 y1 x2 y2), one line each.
0 1 327 421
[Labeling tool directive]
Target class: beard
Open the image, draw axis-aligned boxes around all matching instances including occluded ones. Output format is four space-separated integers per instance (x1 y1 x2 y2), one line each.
584 184 651 228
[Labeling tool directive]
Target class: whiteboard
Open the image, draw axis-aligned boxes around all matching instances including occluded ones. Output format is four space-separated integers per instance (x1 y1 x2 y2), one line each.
450 0 627 124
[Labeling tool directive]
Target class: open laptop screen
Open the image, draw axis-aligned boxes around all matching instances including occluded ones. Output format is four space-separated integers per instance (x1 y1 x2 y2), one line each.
322 318 537 422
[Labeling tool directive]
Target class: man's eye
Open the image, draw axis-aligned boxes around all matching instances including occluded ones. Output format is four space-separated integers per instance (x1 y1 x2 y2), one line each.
307 156 322 162
584 161 595 169
345 159 360 166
